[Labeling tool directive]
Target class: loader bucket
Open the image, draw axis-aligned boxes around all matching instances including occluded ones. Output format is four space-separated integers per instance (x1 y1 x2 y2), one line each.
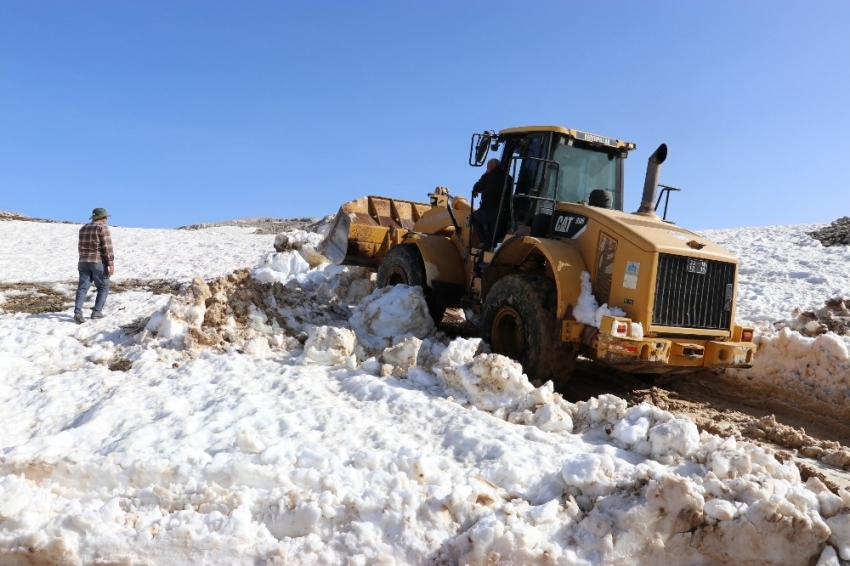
319 196 432 267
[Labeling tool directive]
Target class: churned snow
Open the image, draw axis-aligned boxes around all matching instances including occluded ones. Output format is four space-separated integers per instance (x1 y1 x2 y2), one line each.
572 271 627 328
0 219 849 564
705 225 850 418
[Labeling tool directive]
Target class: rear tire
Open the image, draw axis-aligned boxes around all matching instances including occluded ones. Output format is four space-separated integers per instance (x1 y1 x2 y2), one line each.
481 274 575 384
377 244 446 324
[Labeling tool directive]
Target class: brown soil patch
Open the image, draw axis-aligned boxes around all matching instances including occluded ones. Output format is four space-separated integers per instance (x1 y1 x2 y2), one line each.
110 278 182 296
0 283 69 314
108 358 133 372
632 380 850 492
0 280 182 315
173 268 356 351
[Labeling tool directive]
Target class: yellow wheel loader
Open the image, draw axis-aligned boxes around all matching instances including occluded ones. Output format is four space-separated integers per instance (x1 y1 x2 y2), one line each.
320 125 756 384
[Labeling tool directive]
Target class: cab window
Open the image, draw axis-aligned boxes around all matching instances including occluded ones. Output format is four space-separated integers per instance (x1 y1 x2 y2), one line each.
551 138 623 210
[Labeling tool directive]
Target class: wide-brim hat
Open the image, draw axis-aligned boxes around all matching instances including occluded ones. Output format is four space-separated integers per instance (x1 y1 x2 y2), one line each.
91 207 110 220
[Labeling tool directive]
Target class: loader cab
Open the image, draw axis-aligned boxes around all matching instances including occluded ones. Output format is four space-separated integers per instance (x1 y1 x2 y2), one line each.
476 126 635 238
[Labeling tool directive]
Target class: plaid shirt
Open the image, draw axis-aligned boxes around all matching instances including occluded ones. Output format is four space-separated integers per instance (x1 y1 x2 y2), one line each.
78 222 114 265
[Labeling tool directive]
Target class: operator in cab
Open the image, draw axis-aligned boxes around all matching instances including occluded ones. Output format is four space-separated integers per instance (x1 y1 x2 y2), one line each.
472 158 512 251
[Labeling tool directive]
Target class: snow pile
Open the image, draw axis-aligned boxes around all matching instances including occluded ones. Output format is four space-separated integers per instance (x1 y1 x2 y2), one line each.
727 326 850 416
775 297 850 337
301 325 357 366
251 230 330 285
356 336 850 564
141 241 373 353
349 284 435 353
273 229 329 262
723 295 850 427
427 338 574 433
251 250 312 284
428 388 849 565
703 223 850 438
573 270 627 329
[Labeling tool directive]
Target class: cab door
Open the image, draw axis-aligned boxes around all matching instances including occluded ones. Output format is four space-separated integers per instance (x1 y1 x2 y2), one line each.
507 133 559 236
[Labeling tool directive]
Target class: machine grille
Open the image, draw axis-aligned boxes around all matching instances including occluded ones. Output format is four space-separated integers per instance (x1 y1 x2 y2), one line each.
652 254 735 330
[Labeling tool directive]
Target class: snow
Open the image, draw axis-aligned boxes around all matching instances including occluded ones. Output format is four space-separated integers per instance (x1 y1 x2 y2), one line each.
573 271 627 328
0 218 849 564
703 225 850 418
0 223 276 284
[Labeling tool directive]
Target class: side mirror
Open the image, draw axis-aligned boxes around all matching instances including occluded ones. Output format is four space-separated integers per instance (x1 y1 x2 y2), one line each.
469 132 492 166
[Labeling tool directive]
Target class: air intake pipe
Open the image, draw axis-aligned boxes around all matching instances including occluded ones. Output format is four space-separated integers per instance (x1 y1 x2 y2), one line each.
636 143 668 217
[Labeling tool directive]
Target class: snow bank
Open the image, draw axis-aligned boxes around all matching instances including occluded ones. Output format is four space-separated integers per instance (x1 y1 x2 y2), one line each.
140 238 373 354
573 271 626 328
349 284 435 352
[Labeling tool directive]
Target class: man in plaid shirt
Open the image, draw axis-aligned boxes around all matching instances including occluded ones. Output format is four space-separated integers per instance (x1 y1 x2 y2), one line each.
73 207 115 324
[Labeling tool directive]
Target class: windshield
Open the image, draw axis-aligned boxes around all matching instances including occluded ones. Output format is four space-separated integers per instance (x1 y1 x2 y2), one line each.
549 137 624 210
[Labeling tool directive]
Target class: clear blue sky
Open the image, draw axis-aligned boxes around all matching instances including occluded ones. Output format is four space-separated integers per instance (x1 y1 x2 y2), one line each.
2 1 848 229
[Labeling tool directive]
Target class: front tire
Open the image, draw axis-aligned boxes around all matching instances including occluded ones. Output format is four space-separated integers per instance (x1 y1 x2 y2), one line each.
481 274 575 384
377 244 446 324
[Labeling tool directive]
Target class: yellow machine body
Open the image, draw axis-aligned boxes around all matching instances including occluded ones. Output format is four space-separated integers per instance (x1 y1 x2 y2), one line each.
320 125 756 377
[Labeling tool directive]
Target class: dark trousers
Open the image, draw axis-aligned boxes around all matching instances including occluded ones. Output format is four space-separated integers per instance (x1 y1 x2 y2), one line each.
472 208 500 251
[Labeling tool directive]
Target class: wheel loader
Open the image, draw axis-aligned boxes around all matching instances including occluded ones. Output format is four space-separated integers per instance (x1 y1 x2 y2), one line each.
319 125 756 383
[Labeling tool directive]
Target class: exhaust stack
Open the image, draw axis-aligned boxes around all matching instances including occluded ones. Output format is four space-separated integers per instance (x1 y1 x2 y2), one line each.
636 143 668 217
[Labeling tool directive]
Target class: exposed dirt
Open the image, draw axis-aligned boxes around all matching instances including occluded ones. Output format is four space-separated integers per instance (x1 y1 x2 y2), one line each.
775 296 850 337
0 283 70 314
553 359 850 492
0 280 182 315
109 278 183 296
137 261 374 354
643 374 850 492
178 216 333 235
108 357 134 372
0 210 72 224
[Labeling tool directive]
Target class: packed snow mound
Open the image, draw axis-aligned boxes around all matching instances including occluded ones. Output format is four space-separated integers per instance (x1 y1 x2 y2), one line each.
574 395 700 461
725 295 850 431
139 235 438 361
349 284 435 353
273 229 328 266
251 250 312 284
140 244 373 353
573 270 627 328
430 338 574 432
439 345 533 412
775 296 850 337
727 325 850 417
302 325 357 367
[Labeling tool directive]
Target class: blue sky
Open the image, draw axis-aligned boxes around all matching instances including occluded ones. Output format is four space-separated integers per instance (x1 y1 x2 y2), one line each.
1 1 848 230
